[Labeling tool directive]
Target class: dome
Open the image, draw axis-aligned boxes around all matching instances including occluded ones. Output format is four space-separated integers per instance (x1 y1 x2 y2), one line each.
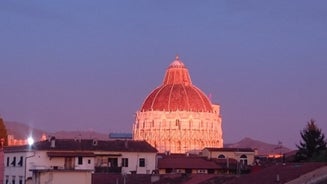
141 56 213 112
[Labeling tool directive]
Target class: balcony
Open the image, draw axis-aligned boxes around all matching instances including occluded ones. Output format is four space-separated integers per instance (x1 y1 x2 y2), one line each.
95 166 122 173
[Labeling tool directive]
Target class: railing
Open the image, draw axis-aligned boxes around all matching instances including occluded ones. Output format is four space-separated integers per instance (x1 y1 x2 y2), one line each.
94 166 122 173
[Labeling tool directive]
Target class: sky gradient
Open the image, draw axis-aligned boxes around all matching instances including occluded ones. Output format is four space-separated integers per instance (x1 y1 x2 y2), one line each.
1 1 327 149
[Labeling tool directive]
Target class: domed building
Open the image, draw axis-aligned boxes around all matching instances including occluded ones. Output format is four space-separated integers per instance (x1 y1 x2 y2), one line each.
133 56 223 153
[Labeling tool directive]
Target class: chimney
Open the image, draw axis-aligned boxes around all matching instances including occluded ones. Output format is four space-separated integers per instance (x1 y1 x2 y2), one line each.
93 139 98 146
50 136 56 148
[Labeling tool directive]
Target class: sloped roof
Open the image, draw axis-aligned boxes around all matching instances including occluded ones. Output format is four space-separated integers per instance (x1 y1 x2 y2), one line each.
204 147 254 152
4 139 157 153
225 163 327 184
140 56 213 112
158 155 237 169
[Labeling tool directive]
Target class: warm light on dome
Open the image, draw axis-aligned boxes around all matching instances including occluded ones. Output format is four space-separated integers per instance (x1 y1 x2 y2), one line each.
133 56 223 153
141 56 212 112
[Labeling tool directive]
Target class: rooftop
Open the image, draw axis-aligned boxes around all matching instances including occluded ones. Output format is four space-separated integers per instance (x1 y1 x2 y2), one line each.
204 147 255 152
140 56 213 112
4 138 157 153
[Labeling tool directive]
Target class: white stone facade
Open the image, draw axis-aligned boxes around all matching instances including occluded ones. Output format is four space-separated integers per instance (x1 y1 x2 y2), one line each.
134 105 223 153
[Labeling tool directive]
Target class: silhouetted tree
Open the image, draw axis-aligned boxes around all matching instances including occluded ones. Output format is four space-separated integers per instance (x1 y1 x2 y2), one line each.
296 119 327 161
0 117 8 147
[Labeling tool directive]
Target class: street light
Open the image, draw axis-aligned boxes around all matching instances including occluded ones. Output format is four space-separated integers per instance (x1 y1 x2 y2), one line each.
27 137 34 146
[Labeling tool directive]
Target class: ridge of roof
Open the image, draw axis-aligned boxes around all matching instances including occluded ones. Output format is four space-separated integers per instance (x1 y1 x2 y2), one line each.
4 139 158 153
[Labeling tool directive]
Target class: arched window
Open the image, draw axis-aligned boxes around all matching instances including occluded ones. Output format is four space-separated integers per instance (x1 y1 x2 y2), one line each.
176 119 180 126
218 154 225 159
240 154 248 165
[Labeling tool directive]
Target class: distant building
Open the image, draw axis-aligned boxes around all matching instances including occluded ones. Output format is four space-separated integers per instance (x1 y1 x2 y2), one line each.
7 133 47 146
7 134 28 146
109 133 133 140
4 138 157 184
202 147 256 166
157 153 238 174
133 56 223 153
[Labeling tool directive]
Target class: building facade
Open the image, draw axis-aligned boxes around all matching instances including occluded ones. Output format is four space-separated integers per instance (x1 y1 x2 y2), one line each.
157 153 238 174
4 138 157 184
202 147 256 166
133 56 223 153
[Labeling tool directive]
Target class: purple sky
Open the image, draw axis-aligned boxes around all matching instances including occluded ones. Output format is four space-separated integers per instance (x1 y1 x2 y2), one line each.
1 1 327 149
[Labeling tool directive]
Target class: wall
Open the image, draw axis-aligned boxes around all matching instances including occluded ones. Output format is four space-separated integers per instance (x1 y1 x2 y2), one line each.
93 151 157 174
36 170 92 184
133 108 223 153
0 148 4 184
203 149 255 165
4 151 26 184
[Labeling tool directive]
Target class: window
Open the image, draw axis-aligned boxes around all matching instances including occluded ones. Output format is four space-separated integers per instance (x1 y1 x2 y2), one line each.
108 158 118 167
12 176 15 184
139 158 145 167
11 157 16 166
218 154 225 159
64 157 74 170
175 119 180 126
122 158 128 167
165 168 173 173
18 156 23 167
88 159 91 164
78 156 83 165
19 176 23 184
6 157 9 167
5 176 8 184
240 154 248 165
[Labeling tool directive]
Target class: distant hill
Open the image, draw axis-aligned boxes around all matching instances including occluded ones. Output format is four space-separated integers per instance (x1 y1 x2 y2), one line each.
4 121 292 155
4 121 45 140
51 130 109 140
4 121 109 141
225 137 291 155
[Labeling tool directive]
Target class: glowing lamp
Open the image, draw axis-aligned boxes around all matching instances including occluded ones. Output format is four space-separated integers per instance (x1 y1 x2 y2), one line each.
27 137 34 146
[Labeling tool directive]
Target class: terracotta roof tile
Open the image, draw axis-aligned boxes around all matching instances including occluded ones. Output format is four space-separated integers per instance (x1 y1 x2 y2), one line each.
225 162 327 184
141 58 213 112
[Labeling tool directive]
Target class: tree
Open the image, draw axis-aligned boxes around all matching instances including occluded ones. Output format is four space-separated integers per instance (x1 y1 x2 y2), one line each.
0 116 8 147
296 119 327 161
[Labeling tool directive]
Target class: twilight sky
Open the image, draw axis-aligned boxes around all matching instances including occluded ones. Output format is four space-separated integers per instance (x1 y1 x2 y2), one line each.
1 1 327 149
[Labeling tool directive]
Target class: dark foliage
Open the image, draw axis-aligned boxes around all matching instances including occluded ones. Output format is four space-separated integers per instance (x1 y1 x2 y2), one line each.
0 117 8 147
296 119 327 162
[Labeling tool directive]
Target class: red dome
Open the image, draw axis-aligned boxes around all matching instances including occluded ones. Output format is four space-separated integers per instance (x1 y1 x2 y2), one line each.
141 56 213 112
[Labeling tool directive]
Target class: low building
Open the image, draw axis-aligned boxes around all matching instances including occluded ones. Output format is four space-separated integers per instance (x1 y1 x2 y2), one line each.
202 148 256 166
157 153 238 174
4 138 157 184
